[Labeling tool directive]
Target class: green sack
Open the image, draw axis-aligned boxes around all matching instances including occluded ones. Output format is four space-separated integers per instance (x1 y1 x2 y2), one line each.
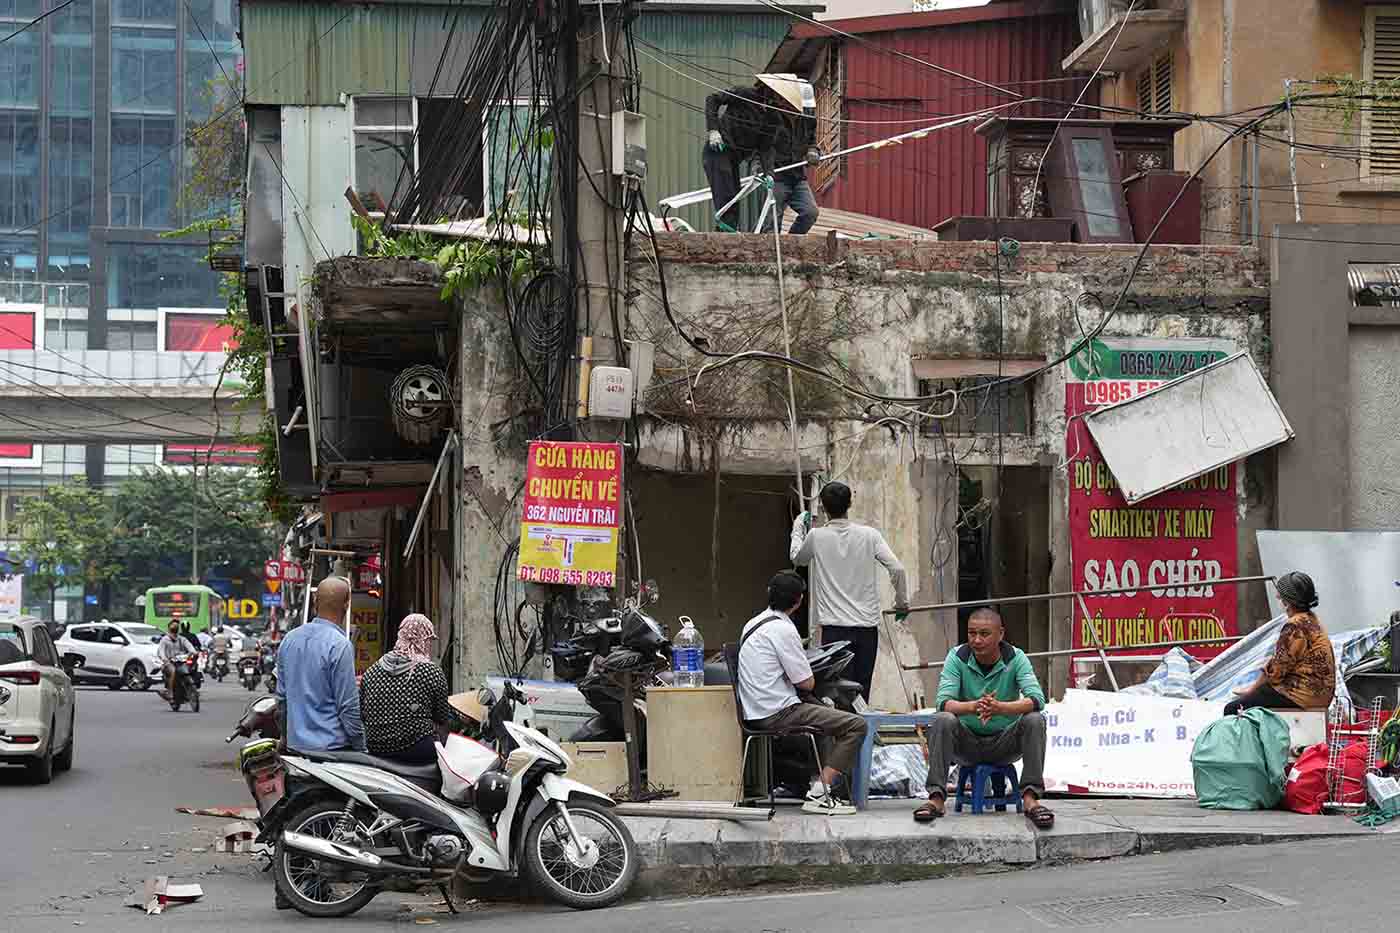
1190 707 1291 810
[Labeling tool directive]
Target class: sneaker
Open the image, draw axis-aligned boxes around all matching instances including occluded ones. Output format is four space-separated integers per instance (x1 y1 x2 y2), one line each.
802 792 856 816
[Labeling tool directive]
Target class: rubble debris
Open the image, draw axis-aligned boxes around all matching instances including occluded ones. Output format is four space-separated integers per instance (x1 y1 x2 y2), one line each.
126 877 204 915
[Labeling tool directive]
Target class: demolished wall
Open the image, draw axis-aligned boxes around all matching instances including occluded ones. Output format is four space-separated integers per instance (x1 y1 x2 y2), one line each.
631 234 1272 700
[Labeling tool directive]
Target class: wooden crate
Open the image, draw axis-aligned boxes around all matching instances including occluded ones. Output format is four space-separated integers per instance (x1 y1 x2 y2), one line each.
646 686 743 802
560 741 628 796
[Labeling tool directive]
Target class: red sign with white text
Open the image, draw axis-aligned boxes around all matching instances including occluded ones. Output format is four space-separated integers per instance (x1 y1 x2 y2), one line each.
1066 338 1239 659
516 442 623 588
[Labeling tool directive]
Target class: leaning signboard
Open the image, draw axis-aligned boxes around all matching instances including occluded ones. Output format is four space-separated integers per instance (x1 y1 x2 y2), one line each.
1065 337 1241 661
516 441 623 588
1043 690 1223 798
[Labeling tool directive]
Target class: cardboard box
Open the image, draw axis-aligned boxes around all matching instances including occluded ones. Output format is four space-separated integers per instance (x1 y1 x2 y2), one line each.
561 741 627 796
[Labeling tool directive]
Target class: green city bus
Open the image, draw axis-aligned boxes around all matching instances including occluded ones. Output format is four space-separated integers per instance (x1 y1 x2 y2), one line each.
143 585 227 635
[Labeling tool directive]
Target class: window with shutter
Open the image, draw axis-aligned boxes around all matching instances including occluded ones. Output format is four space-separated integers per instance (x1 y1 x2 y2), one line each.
813 43 843 192
1136 52 1173 116
1364 7 1400 176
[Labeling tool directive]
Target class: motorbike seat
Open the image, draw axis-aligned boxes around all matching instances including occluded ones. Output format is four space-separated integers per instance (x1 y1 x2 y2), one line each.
291 748 442 793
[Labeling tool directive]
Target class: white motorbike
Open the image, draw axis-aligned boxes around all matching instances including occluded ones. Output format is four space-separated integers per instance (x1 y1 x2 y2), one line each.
254 682 637 918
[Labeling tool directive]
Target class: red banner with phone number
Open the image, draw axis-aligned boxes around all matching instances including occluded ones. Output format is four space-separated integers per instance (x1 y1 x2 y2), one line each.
515 442 623 588
1066 338 1239 660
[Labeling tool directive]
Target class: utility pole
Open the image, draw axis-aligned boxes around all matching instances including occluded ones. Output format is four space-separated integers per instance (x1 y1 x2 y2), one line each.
563 0 629 429
190 451 200 585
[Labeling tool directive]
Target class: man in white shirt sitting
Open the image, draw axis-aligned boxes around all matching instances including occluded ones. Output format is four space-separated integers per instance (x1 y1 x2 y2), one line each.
737 571 868 815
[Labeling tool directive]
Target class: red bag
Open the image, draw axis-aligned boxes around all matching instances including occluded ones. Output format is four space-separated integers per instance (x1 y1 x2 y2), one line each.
1283 741 1367 814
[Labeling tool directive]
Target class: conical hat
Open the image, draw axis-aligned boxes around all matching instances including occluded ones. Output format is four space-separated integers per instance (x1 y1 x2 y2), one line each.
755 73 806 112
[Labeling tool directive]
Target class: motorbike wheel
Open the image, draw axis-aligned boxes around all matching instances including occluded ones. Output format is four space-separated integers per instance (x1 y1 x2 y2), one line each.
523 799 638 910
190 688 200 713
272 799 378 918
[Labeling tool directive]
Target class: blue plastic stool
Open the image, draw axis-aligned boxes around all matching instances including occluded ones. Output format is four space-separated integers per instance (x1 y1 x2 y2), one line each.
953 763 1022 814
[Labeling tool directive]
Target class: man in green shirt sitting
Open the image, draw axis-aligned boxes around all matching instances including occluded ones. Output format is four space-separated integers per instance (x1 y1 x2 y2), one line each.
914 608 1054 828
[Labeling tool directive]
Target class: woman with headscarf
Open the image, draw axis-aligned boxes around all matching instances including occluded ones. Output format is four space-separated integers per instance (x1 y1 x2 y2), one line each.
359 614 454 763
1224 571 1336 715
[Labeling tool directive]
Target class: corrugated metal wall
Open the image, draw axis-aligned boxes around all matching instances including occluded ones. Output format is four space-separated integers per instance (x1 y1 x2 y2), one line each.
245 3 791 232
633 10 794 231
828 11 1090 229
243 2 487 105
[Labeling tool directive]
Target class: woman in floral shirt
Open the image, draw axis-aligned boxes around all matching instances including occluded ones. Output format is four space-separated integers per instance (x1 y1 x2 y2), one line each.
1224 571 1335 715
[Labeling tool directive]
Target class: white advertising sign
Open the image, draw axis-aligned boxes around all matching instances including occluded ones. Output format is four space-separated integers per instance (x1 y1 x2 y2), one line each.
1044 689 1223 798
0 575 20 618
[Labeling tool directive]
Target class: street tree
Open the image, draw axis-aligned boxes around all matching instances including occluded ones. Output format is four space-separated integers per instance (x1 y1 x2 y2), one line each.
14 480 120 620
107 466 283 611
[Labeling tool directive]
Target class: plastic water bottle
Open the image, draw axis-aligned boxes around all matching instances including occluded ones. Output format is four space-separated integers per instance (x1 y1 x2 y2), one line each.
671 617 704 688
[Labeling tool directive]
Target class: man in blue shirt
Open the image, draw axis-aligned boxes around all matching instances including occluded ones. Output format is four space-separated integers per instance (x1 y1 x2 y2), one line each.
276 576 365 753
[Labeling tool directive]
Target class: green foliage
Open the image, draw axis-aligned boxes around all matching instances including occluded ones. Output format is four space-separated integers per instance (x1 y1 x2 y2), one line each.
105 467 283 609
1299 74 1400 130
350 213 538 302
14 481 121 614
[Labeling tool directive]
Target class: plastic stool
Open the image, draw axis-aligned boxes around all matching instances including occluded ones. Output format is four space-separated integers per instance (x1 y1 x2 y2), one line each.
954 763 1022 814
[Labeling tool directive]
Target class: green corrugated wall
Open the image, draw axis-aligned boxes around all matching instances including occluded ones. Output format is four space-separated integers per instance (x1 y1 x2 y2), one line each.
243 2 792 230
632 10 794 231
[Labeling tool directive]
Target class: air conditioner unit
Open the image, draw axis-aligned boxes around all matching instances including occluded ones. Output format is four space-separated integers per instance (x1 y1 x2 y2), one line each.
1079 0 1136 40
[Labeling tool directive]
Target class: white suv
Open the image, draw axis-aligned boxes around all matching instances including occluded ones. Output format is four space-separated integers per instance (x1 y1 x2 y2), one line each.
0 616 77 783
56 622 163 691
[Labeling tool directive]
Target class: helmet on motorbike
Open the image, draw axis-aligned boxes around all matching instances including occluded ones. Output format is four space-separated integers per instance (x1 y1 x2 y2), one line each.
474 770 510 817
620 608 668 654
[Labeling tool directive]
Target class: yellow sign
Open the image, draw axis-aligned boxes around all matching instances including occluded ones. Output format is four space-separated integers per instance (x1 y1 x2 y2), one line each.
226 598 260 619
350 596 384 676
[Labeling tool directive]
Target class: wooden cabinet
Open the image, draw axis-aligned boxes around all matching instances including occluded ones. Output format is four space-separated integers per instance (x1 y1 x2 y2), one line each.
646 686 743 802
977 117 1188 238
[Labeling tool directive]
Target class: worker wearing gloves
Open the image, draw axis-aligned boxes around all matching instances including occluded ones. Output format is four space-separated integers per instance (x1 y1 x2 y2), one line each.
703 73 821 233
790 481 910 701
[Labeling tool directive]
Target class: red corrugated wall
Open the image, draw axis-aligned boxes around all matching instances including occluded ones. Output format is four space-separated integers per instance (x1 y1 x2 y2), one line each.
823 11 1091 230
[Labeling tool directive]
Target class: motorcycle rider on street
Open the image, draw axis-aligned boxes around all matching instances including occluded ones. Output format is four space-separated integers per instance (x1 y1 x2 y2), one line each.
210 624 231 675
158 621 198 698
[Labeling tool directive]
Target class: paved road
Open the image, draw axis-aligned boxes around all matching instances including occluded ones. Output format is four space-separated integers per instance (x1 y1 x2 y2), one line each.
5 679 1397 931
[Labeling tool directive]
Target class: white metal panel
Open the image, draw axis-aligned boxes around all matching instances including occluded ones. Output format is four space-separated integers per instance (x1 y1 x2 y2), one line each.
1084 351 1294 504
1257 530 1400 635
280 105 354 476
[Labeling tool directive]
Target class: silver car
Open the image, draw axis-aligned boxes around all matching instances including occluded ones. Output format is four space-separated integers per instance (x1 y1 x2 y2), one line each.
0 617 78 784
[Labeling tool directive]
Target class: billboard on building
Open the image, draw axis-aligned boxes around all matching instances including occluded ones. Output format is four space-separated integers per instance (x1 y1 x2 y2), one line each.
163 311 236 352
1065 337 1240 659
0 310 37 464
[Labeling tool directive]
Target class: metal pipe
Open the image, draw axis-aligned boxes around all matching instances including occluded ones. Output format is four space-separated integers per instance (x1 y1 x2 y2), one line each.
612 801 774 822
902 635 1245 671
1076 591 1120 691
884 574 1273 616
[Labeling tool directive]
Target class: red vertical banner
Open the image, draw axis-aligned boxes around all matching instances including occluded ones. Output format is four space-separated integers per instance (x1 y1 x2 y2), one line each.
0 310 36 462
1066 338 1240 662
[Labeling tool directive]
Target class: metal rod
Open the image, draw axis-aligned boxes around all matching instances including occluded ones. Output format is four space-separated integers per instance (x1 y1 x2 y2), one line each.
771 188 805 514
612 802 774 822
1076 592 1120 692
1251 129 1261 245
403 430 459 560
885 574 1274 615
902 635 1245 671
1285 78 1302 222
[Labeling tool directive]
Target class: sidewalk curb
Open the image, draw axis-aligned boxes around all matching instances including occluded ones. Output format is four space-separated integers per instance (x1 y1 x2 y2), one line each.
623 814 1375 897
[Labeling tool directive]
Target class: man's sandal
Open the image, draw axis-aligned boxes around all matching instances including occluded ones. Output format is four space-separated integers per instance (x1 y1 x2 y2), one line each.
1025 805 1055 829
913 799 944 822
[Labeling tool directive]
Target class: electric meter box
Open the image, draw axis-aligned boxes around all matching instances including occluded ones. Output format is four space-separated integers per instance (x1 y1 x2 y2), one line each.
588 366 634 419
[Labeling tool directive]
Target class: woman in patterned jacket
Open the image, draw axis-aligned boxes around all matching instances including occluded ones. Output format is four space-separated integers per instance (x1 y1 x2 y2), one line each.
1224 571 1336 715
359 614 453 764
